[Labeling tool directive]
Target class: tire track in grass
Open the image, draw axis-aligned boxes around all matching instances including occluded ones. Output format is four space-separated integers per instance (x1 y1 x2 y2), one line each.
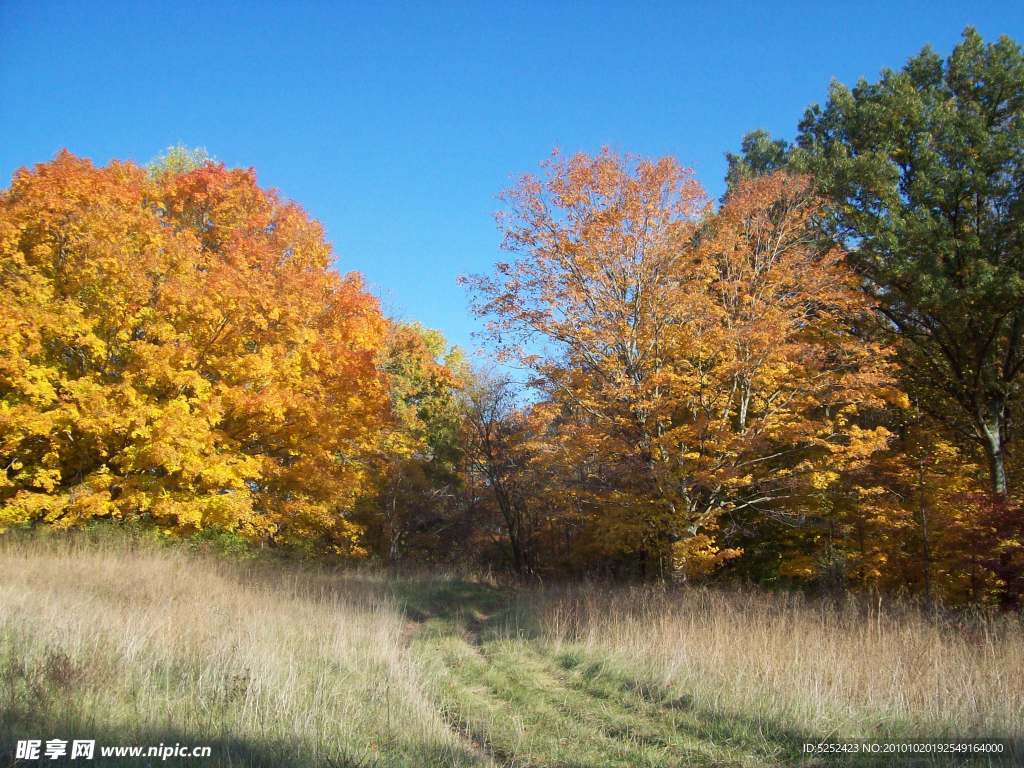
402 580 798 767
411 614 749 765
413 621 655 767
479 640 753 767
470 639 667 767
541 647 797 765
409 627 507 767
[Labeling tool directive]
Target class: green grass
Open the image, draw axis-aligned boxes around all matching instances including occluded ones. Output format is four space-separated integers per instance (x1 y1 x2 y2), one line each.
404 582 785 767
1 535 1020 767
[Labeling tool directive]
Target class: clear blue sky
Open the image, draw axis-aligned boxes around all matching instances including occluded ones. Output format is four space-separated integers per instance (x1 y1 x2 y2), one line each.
2 1 1023 358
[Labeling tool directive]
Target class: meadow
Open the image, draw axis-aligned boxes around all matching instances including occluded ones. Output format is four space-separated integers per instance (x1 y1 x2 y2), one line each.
1 534 1021 767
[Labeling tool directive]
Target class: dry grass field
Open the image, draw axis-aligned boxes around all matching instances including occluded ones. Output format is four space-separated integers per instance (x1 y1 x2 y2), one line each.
1 533 1021 767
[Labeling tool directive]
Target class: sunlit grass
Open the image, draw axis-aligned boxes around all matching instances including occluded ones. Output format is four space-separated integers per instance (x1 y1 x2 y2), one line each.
0 535 482 767
2 534 1020 766
531 584 1024 742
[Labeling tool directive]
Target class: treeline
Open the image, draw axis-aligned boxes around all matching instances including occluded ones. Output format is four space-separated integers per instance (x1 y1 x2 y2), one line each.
1 29 1022 606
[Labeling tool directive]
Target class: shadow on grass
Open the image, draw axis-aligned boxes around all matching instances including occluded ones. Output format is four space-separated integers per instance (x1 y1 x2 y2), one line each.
390 579 511 627
0 721 482 768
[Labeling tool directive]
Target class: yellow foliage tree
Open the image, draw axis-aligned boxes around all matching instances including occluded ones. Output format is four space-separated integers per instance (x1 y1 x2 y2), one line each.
0 152 390 552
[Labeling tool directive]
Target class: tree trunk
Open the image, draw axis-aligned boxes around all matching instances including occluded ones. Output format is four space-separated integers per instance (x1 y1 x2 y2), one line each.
917 456 933 612
978 409 1008 498
491 476 527 576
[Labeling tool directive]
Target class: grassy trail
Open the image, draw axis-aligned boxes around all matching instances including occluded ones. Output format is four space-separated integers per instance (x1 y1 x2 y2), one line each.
2 541 1020 767
399 580 1020 768
404 581 802 768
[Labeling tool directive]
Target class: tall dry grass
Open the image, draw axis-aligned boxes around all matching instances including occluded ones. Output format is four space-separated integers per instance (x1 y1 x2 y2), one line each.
0 534 482 767
533 583 1024 741
3 533 1020 767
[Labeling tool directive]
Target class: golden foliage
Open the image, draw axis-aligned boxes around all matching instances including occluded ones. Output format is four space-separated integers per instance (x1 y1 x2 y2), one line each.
1 152 390 549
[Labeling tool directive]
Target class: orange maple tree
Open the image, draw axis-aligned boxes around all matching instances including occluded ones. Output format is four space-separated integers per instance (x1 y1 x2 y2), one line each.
465 151 897 570
0 151 391 551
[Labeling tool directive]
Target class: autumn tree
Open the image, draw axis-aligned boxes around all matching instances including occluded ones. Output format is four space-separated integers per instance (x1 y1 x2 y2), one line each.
358 321 466 563
148 144 215 177
465 150 895 574
0 151 391 552
461 371 543 576
796 28 1024 498
829 414 1017 605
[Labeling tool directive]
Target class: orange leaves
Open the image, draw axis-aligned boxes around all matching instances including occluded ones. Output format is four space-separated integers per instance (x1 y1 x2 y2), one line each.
472 149 707 375
0 152 391 546
690 172 895 454
467 151 897 569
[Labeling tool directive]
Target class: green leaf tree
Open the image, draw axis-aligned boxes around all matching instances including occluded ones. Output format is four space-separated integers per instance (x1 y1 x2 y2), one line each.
724 129 791 195
796 28 1024 498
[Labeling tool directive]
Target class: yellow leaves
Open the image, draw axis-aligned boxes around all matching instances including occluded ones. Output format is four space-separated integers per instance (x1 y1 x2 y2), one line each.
49 467 116 527
778 554 818 581
30 467 62 494
0 491 49 532
881 387 912 409
842 425 893 464
810 470 840 490
1 467 116 531
149 488 261 535
672 533 742 578
0 153 392 551
20 367 59 407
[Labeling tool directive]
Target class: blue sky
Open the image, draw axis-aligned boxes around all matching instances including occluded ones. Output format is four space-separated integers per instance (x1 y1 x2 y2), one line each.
2 1 1023 359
